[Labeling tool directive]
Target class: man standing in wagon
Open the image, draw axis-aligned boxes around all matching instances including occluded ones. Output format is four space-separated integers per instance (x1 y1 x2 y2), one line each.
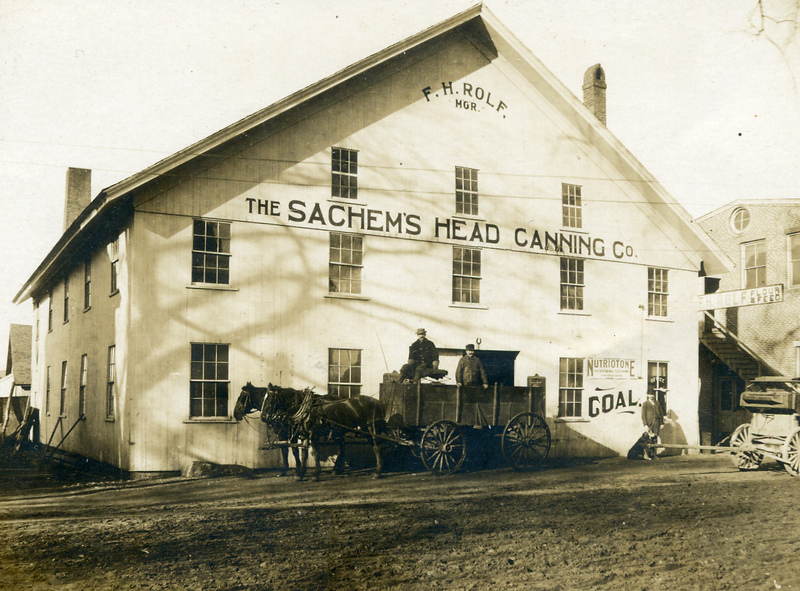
455 344 489 389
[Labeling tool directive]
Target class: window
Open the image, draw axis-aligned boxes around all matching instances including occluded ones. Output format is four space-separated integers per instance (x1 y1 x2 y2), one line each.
190 343 230 418
332 147 358 199
562 183 582 229
647 361 668 412
743 240 766 289
106 346 116 420
648 268 668 317
63 276 69 323
558 357 583 418
60 361 68 417
789 233 800 288
84 259 91 310
452 247 481 304
560 257 584 311
47 290 53 332
730 207 750 233
79 354 87 418
110 238 119 294
45 366 51 415
192 220 231 285
328 348 362 398
455 166 479 216
329 233 363 294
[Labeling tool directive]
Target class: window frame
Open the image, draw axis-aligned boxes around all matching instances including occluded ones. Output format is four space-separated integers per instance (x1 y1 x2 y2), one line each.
560 257 585 311
647 267 669 318
60 360 68 418
192 219 231 286
742 239 766 289
47 290 53 332
730 207 751 233
79 354 87 418
455 166 479 216
331 147 358 200
558 357 584 418
110 238 119 295
63 276 69 323
84 259 92 311
452 246 482 304
45 365 51 415
189 343 230 418
328 348 362 398
789 232 800 288
647 361 669 413
106 345 116 420
328 232 363 295
561 183 582 229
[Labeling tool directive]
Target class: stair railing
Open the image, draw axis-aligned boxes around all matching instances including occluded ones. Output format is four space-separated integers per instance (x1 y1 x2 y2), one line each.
701 310 787 377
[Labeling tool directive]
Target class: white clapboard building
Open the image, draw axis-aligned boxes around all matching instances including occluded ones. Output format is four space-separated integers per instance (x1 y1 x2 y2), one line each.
15 4 729 475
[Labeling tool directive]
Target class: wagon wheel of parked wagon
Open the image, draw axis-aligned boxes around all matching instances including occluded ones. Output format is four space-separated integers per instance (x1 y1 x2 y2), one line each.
501 412 551 470
419 420 467 475
781 427 800 477
729 423 763 471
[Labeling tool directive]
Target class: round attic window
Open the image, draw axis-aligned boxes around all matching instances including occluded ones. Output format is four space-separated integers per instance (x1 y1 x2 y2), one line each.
730 207 750 233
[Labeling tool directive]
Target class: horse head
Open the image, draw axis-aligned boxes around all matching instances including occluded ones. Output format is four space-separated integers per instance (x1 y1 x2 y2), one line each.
233 381 263 420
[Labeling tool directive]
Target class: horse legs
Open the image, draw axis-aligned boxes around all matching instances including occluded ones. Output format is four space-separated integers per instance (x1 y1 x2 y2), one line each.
310 439 322 481
332 437 346 474
278 447 290 477
294 440 308 481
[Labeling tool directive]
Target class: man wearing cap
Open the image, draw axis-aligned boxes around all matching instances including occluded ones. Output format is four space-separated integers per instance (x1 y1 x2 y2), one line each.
398 329 439 383
641 386 665 460
455 344 489 389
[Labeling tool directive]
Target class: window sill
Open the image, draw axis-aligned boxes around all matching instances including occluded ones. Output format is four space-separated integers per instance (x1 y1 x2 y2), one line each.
560 227 587 234
325 293 370 301
183 417 238 424
558 310 590 316
186 285 239 292
645 316 674 323
554 417 589 423
328 197 367 207
105 418 115 422
110 290 119 297
452 213 486 222
449 302 488 310
84 306 91 313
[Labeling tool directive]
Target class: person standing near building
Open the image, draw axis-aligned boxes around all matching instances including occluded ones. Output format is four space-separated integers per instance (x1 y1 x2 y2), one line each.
641 388 665 460
398 328 439 383
455 344 488 389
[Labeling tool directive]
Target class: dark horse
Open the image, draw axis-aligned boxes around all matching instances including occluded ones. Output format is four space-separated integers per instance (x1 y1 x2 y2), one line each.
234 382 387 480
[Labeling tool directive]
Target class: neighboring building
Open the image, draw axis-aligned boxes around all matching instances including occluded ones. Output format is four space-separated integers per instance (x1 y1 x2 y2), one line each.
696 200 800 444
0 324 32 436
14 5 729 475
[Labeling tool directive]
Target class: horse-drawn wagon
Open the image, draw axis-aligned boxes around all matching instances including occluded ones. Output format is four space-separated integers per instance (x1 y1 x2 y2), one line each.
727 376 800 476
379 376 551 475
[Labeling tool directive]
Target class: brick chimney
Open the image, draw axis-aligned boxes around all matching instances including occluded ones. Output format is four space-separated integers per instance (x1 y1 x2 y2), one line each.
582 64 607 125
64 167 91 232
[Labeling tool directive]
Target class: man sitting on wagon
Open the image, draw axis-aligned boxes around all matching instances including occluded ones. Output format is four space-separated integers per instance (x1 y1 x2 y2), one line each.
398 328 440 383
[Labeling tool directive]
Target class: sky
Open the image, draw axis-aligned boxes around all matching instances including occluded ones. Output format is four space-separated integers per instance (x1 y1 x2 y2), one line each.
1 0 799 361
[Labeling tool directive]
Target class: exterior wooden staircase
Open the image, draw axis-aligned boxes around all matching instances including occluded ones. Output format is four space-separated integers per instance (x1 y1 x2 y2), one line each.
700 311 786 382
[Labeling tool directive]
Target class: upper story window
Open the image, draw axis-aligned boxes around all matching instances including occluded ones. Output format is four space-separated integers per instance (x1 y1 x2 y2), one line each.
84 259 92 310
106 345 116 420
47 290 53 332
648 267 668 317
329 233 363 295
452 247 481 304
789 233 800 288
730 207 751 233
63 276 69 323
332 147 358 200
192 220 231 285
560 257 584 311
60 361 68 418
79 354 87 419
558 357 584 418
742 240 766 289
328 348 362 398
190 343 230 418
455 166 479 216
562 183 582 229
110 238 119 295
45 365 51 415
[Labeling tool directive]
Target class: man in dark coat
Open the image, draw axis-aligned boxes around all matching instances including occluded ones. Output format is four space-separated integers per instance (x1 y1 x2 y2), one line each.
455 344 488 389
641 389 665 460
398 328 439 383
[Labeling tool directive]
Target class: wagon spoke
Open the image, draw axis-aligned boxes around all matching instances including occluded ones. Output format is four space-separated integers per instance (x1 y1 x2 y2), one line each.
420 421 466 475
502 413 551 471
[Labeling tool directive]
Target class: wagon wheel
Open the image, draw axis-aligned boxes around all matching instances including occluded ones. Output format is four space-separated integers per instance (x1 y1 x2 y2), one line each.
419 420 466 475
781 427 800 477
501 412 551 470
729 423 763 471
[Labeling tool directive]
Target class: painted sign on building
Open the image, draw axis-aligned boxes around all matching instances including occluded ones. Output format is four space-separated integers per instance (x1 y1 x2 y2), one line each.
586 358 637 380
698 284 784 310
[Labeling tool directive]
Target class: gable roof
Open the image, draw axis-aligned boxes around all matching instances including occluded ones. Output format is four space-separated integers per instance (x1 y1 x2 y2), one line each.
15 3 731 303
696 199 800 224
6 324 32 385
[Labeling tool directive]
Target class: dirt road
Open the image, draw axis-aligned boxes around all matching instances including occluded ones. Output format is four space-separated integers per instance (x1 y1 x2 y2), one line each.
0 453 798 590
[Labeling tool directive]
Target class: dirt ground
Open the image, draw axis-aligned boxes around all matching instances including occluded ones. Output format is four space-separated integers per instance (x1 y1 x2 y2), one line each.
0 448 798 591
